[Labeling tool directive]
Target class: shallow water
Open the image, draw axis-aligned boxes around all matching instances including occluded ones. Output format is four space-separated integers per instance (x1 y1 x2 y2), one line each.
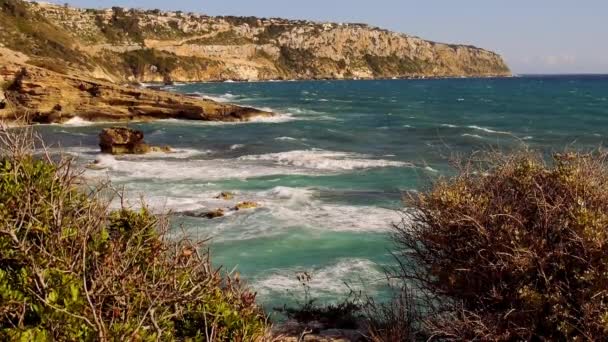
35 76 608 313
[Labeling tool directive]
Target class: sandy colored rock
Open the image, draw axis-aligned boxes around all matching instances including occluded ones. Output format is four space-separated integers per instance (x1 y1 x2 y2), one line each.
99 127 146 154
150 145 172 153
99 126 173 155
0 63 273 124
233 201 259 211
216 192 235 200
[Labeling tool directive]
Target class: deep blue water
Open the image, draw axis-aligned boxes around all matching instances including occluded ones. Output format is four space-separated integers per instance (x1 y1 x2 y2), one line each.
36 75 608 312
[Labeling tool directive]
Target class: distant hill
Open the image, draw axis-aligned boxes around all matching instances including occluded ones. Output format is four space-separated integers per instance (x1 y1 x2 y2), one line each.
0 0 510 83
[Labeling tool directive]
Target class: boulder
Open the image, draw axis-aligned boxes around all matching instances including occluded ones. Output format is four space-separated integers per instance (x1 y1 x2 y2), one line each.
233 201 259 211
99 127 170 155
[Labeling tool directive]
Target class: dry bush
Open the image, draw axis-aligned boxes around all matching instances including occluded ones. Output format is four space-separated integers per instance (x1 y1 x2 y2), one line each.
394 150 608 340
363 285 423 342
0 127 267 340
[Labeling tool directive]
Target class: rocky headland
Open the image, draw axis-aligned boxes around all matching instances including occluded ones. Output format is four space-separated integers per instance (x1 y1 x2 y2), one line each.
0 0 510 123
0 54 272 124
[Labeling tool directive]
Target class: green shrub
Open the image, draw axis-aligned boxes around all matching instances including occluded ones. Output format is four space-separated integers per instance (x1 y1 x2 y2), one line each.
96 7 143 43
0 129 267 340
395 151 608 340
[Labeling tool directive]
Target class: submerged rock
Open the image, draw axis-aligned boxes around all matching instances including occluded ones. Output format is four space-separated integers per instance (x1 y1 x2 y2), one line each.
182 208 226 219
233 201 259 211
203 209 225 219
151 145 173 153
99 127 171 155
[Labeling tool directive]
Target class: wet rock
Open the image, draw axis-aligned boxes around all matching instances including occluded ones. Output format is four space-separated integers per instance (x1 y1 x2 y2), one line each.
151 145 172 153
203 209 225 219
99 127 148 155
182 208 225 219
216 192 235 200
233 201 259 211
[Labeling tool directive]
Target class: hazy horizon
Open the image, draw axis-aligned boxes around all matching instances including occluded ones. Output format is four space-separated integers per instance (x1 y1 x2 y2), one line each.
43 0 608 75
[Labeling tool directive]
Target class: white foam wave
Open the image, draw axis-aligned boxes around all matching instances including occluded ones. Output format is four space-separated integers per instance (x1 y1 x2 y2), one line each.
440 124 458 128
157 112 295 125
247 113 296 123
91 154 119 169
238 150 411 171
84 156 304 181
230 144 245 150
62 117 95 127
275 136 298 141
462 133 484 139
467 125 511 135
253 259 385 298
117 185 400 240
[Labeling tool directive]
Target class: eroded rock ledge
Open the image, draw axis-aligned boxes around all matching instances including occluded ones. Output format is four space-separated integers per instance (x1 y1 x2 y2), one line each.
0 62 272 124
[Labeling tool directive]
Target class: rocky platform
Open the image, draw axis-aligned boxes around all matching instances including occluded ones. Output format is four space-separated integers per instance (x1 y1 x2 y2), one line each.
0 60 272 124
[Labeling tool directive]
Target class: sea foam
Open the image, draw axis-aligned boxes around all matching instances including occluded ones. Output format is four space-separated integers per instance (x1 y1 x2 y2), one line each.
238 149 411 171
252 258 385 298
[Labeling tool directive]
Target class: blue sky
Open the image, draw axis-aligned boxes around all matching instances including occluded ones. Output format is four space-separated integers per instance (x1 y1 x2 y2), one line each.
48 0 608 74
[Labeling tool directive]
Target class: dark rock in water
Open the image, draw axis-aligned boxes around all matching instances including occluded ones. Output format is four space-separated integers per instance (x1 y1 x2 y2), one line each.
99 127 146 155
182 209 225 219
204 209 225 219
99 127 171 155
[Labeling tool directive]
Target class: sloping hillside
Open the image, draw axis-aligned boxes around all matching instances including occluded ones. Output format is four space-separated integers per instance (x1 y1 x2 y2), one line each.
0 0 510 83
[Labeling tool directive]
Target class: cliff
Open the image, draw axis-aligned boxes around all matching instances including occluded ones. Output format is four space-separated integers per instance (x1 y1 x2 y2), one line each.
0 0 273 123
0 0 510 84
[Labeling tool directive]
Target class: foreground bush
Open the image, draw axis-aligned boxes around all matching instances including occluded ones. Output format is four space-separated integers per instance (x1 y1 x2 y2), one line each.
0 130 267 340
395 151 608 340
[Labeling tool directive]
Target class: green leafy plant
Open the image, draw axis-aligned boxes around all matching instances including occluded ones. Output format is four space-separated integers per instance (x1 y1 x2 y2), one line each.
0 128 267 340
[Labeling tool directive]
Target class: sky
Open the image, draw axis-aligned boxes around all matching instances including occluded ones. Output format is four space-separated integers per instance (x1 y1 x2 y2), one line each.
47 0 608 74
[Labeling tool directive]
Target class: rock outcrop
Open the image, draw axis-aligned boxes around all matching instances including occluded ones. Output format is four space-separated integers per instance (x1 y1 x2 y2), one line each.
99 127 171 154
0 1 510 85
0 61 272 123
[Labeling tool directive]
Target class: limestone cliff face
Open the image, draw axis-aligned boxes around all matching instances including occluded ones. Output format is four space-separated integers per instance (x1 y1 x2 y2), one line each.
0 1 510 84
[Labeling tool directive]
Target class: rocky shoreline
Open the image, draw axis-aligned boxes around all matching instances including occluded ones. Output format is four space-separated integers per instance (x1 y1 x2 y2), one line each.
0 58 273 125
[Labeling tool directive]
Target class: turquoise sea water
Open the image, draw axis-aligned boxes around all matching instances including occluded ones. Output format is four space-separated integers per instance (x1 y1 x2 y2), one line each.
36 75 608 313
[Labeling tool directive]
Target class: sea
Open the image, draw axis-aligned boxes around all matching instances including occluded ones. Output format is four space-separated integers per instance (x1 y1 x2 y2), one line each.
35 75 608 314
